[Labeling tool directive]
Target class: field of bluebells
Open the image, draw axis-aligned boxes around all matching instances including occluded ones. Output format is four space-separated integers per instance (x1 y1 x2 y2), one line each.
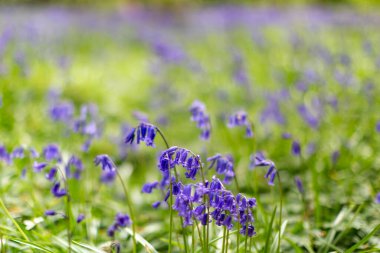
1 5 380 253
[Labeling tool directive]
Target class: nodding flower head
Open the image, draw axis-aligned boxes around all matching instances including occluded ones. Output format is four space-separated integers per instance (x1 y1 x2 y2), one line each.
66 155 84 179
49 101 74 122
158 147 202 181
250 153 277 186
189 100 211 140
376 193 380 204
107 213 132 238
51 182 67 198
207 154 235 184
295 176 304 194
94 154 117 183
43 144 61 162
227 110 253 138
141 182 159 194
292 141 301 156
33 161 48 173
76 214 85 223
125 123 157 147
11 147 24 159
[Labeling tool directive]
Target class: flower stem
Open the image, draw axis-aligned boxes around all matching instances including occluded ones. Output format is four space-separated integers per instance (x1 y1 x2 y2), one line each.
222 226 226 253
225 229 230 252
116 171 137 253
169 179 173 253
276 171 283 253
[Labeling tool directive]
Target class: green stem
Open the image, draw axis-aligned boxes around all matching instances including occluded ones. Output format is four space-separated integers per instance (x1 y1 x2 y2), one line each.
222 226 226 253
116 171 137 253
192 223 195 253
169 179 173 253
225 229 230 253
0 198 29 242
277 172 283 253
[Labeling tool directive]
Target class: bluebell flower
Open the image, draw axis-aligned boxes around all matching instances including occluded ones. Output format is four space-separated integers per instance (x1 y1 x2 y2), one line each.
292 141 301 156
152 201 161 209
43 144 61 162
295 176 304 194
376 121 380 133
65 155 83 179
240 225 256 237
51 182 67 198
95 154 117 183
11 147 24 159
376 193 380 204
44 210 57 216
33 161 48 172
189 100 211 140
331 150 340 165
142 182 159 193
125 123 157 147
115 213 131 227
49 101 74 122
250 153 277 186
29 148 39 158
0 145 11 164
207 154 235 184
46 167 57 181
297 104 319 129
76 214 85 223
227 111 253 138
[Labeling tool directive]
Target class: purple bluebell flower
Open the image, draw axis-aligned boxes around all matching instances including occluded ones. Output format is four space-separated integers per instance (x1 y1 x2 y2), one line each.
45 210 57 216
43 144 61 162
49 101 74 122
11 147 24 159
250 153 277 186
115 213 131 227
282 133 292 139
142 182 159 193
33 161 48 172
46 167 57 181
151 40 185 63
0 145 11 164
228 110 253 138
297 104 319 129
152 201 161 209
292 141 301 156
51 182 67 198
376 121 380 133
125 123 157 147
295 176 304 194
207 154 235 184
95 154 117 183
29 148 39 158
240 225 256 237
190 100 211 140
107 223 118 237
376 193 380 204
331 151 340 165
76 214 85 223
65 155 83 179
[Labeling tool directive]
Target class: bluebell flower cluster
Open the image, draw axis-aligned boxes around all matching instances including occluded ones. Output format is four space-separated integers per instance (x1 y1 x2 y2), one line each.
250 153 277 186
94 154 117 183
189 100 211 140
107 213 131 237
158 146 201 181
227 111 253 137
125 122 157 147
168 177 256 236
207 154 235 184
48 92 103 152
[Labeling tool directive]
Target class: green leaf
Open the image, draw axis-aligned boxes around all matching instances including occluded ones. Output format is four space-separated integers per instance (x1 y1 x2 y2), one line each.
345 224 380 253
